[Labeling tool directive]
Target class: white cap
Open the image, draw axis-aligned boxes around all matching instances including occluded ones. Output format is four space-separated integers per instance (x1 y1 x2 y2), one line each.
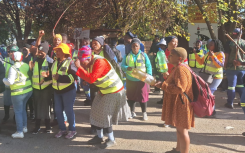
13 52 22 61
157 38 167 46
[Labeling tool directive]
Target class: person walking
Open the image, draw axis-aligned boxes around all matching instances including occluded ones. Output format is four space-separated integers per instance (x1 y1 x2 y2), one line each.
75 48 130 148
3 51 33 138
121 38 152 121
155 47 194 153
30 41 53 134
50 43 77 139
224 28 245 109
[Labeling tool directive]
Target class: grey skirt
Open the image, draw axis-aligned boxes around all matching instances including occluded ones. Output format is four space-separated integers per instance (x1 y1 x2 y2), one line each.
90 89 131 128
33 86 53 119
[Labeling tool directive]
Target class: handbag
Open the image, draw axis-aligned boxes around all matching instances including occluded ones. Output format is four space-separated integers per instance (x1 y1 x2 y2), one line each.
198 56 213 84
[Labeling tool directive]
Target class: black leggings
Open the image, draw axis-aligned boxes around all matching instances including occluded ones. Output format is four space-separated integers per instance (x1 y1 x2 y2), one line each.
127 100 147 112
91 125 113 134
26 95 34 115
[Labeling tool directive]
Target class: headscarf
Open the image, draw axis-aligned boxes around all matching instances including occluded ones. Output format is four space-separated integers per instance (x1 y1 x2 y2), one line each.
93 37 104 46
131 38 141 46
78 46 91 62
53 34 62 41
212 39 224 53
172 47 187 62
165 36 178 46
196 40 202 46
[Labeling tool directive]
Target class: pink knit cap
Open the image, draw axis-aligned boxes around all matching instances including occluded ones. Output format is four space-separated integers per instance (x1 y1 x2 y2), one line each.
78 46 92 62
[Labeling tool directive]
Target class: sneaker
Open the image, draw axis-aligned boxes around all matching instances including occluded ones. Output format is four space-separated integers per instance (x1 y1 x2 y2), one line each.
23 127 28 133
65 131 77 139
224 103 234 109
32 128 41 134
101 140 117 149
12 132 24 138
87 135 104 145
163 124 169 128
55 130 67 138
242 132 245 136
129 112 136 119
157 99 163 104
143 112 148 121
44 128 52 133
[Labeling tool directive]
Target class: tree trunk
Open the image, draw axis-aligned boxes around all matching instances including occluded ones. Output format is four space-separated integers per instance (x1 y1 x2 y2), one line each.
228 0 238 34
218 1 226 46
193 0 217 39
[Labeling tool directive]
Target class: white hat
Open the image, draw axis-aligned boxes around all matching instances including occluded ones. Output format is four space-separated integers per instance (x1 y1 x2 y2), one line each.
157 38 167 46
13 52 22 62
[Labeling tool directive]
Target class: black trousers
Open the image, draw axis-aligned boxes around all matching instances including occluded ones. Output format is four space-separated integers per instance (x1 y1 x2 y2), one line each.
127 100 147 112
26 94 34 115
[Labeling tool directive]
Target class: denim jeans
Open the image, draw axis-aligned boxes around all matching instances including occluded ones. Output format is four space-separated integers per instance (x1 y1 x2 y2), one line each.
3 87 12 106
209 79 222 94
226 70 245 105
54 88 76 131
11 91 33 132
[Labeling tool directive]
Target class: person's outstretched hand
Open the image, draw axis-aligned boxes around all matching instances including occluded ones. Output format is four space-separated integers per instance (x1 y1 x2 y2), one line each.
75 59 81 68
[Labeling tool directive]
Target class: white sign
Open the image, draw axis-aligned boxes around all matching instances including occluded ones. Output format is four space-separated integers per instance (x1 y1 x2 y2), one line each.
188 23 218 47
81 29 90 39
74 28 83 39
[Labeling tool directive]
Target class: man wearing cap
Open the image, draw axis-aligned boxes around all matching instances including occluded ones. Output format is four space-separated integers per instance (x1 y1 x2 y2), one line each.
29 41 54 134
224 28 245 109
1 45 17 124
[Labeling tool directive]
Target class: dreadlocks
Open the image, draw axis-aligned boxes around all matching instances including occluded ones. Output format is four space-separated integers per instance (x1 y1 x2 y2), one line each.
212 39 224 53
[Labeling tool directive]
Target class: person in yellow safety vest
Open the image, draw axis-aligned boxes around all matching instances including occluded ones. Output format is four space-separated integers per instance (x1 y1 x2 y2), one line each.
29 41 54 134
121 38 152 121
155 38 168 104
3 51 33 138
195 39 225 117
74 47 130 148
49 43 78 139
1 45 15 124
189 40 206 73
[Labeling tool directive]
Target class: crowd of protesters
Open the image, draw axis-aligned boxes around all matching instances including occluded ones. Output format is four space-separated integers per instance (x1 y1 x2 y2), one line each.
0 27 245 153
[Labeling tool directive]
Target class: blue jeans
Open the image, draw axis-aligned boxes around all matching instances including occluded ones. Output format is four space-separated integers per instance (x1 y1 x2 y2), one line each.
80 79 91 100
226 70 245 105
54 88 76 131
3 87 12 106
11 91 33 132
209 79 223 94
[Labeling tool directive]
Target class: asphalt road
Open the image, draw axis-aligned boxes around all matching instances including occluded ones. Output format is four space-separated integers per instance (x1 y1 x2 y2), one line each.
0 89 245 153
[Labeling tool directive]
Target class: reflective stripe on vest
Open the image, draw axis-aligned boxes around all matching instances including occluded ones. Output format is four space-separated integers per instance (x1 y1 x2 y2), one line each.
189 50 204 68
204 55 223 78
89 55 123 94
126 52 146 73
51 59 74 90
32 58 52 90
4 57 12 78
155 50 168 72
72 50 78 61
10 62 33 96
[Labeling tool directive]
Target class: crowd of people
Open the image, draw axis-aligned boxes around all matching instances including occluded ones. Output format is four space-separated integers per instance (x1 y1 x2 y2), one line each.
0 27 244 153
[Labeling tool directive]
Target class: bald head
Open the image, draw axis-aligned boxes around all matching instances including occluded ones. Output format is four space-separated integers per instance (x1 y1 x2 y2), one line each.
172 47 187 62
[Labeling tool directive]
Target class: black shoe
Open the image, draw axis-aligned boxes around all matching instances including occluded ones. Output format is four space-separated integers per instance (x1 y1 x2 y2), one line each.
165 148 180 153
84 99 92 106
50 119 58 127
157 99 163 104
224 103 234 109
87 135 103 145
32 128 41 134
242 132 245 136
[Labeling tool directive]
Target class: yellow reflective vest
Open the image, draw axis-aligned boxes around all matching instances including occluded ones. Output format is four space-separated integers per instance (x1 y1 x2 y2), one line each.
88 55 123 94
4 57 13 78
51 59 74 90
92 51 104 57
72 50 78 61
126 52 146 76
32 58 52 90
10 62 33 96
155 50 168 73
189 50 204 68
204 53 223 78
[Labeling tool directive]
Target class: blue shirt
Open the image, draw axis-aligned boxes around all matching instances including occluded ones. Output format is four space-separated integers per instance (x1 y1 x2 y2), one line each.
121 50 152 81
